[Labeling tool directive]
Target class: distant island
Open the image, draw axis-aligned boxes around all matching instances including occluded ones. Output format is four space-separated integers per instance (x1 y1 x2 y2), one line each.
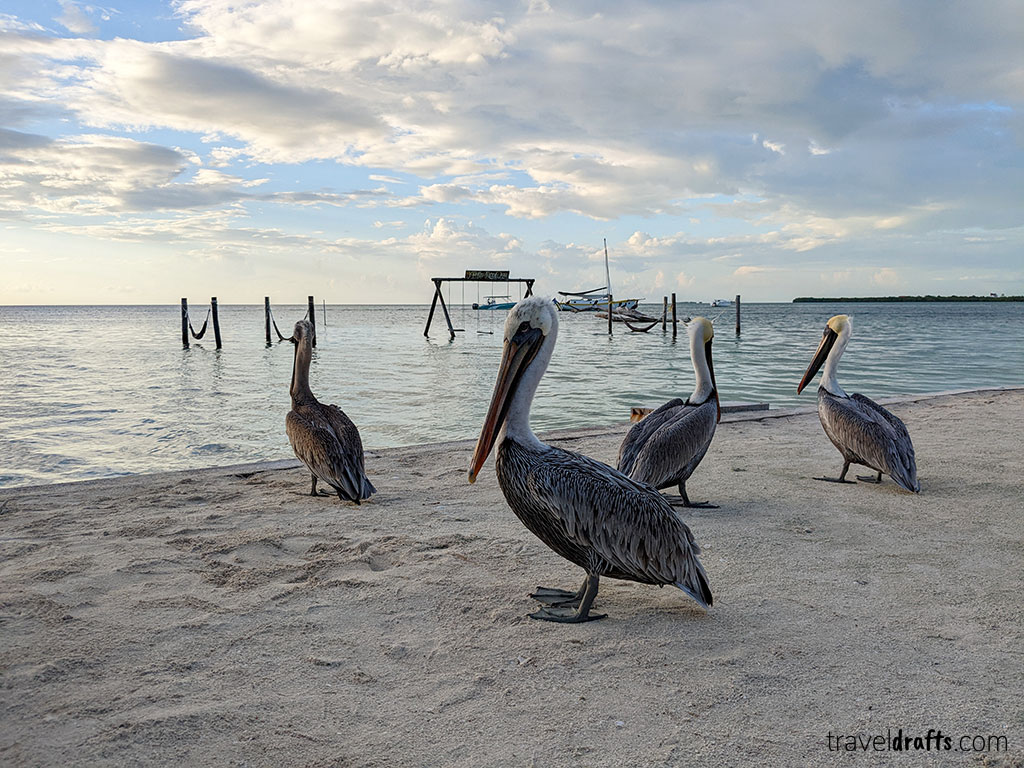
792 295 1022 303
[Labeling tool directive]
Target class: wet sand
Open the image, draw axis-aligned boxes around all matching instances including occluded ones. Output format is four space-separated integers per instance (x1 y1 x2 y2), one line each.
1 389 1022 767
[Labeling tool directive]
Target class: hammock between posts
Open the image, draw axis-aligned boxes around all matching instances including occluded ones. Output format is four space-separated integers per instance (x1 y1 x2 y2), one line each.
268 306 310 342
187 308 211 339
622 317 661 333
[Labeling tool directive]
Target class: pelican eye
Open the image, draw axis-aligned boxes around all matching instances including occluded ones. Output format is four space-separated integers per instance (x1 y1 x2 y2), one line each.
517 321 531 335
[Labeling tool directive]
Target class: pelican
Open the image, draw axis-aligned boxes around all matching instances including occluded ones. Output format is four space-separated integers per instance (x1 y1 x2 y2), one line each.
797 314 919 492
617 317 720 508
468 296 712 623
286 320 376 503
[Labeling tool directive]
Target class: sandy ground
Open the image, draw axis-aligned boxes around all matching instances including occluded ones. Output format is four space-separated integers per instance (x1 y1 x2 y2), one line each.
1 389 1022 767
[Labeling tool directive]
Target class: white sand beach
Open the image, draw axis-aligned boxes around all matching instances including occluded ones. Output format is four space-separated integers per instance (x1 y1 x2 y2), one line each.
1 389 1022 767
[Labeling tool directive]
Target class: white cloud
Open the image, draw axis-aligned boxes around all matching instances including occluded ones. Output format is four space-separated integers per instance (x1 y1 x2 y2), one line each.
872 267 901 286
56 1 96 35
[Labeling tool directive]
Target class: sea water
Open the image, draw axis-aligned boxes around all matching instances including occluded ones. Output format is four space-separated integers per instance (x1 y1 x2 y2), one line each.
0 301 1020 487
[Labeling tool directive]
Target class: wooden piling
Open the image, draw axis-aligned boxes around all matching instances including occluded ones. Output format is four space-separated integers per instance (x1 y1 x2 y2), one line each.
264 297 272 345
308 295 316 347
436 282 457 341
662 296 668 331
211 297 222 349
735 294 741 335
424 281 441 337
181 298 189 349
607 294 613 334
671 293 677 338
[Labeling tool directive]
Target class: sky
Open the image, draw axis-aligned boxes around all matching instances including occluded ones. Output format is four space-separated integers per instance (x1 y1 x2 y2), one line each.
0 0 1022 305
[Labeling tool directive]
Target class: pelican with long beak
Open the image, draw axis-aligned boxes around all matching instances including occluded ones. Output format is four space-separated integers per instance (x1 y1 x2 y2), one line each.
617 316 720 507
469 296 712 623
286 320 377 503
797 315 919 492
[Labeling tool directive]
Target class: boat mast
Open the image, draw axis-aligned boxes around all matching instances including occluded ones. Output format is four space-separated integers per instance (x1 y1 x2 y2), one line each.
604 238 612 297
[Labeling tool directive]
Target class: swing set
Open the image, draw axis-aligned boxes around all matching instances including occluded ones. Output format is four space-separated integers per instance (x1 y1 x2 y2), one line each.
423 270 536 340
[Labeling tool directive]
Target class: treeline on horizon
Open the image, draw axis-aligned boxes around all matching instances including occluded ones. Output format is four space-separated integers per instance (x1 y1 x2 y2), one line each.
792 295 1023 303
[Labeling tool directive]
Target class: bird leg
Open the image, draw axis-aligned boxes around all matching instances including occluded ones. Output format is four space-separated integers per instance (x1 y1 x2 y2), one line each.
530 577 589 607
310 475 332 497
857 471 883 484
815 461 855 484
529 574 606 623
681 483 718 509
666 483 718 509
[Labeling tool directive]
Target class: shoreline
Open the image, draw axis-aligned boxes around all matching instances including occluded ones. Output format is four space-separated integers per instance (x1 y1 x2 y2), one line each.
2 388 1021 766
3 385 1020 496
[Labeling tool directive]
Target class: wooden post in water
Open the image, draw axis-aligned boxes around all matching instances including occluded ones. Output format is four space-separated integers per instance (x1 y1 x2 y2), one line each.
322 300 326 327
211 297 222 349
607 294 613 335
264 297 272 345
308 295 316 347
662 296 668 331
424 281 441 337
735 294 741 335
181 298 189 349
436 282 456 341
671 293 677 338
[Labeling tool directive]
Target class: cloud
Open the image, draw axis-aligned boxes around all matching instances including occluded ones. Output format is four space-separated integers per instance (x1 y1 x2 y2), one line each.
3 0 1012 225
733 265 777 277
56 1 96 35
872 267 900 286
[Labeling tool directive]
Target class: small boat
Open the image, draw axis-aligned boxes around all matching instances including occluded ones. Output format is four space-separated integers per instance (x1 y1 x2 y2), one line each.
557 293 640 312
710 298 734 307
472 295 516 310
556 240 640 312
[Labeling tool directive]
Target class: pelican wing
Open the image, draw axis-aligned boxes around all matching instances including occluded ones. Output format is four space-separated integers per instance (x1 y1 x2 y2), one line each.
509 442 712 606
849 393 919 492
819 390 919 492
616 398 685 476
322 404 377 499
287 405 374 501
623 399 717 490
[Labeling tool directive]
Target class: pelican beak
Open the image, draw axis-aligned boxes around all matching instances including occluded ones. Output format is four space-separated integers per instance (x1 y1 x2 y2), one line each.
468 325 544 483
798 327 838 394
706 338 720 423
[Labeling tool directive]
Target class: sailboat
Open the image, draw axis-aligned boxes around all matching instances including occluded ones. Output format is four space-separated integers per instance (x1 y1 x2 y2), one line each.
555 240 641 312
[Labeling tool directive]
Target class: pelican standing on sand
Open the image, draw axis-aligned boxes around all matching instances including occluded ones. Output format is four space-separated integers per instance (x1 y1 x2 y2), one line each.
468 296 712 623
617 317 720 508
286 320 376 503
797 314 919 492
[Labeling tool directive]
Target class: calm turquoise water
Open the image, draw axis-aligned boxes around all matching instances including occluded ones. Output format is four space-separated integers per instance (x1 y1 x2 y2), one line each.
0 302 1020 487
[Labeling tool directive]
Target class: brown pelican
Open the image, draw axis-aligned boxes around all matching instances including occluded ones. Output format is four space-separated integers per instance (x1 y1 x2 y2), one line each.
798 314 919 492
468 296 712 623
617 317 720 508
286 320 376 503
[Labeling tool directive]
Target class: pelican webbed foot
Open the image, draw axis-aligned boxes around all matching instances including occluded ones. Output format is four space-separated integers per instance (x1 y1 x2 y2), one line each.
857 472 883 484
530 579 588 607
815 461 855 484
310 476 333 497
528 575 604 622
665 485 719 509
529 606 607 623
